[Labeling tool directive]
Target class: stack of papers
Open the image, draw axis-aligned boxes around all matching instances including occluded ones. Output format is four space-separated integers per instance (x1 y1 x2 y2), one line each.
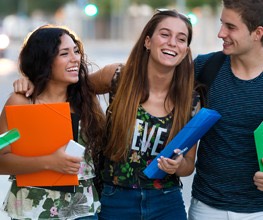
143 108 221 179
65 140 85 157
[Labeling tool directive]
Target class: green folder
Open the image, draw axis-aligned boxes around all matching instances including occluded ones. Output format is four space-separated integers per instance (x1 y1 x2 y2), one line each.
0 128 20 150
254 122 263 171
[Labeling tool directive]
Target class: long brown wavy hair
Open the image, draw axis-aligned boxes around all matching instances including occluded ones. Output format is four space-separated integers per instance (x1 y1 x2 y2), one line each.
104 10 194 162
19 24 105 160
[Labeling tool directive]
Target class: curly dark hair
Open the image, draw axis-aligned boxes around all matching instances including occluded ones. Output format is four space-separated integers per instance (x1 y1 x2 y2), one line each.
19 24 105 172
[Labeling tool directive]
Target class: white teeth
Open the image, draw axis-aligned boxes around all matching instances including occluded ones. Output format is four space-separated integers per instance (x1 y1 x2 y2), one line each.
67 67 78 72
224 41 232 45
162 50 176 56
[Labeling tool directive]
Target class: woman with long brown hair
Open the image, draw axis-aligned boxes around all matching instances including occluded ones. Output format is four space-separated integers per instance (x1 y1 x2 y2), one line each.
91 9 200 220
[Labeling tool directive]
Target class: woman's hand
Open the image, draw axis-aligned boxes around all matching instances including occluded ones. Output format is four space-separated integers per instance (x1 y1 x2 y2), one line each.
45 146 82 175
13 77 34 97
157 149 184 175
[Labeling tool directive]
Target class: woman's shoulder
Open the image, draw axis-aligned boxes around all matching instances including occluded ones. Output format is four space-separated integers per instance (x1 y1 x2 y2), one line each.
100 63 123 84
103 63 122 72
0 93 30 137
89 63 123 94
5 93 31 106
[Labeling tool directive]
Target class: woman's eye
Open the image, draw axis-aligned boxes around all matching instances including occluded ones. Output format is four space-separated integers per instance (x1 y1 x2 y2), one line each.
179 38 186 42
161 33 169 37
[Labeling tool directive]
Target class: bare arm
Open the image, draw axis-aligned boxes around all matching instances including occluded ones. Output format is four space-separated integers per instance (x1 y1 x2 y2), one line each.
89 63 121 94
0 93 81 175
13 63 122 96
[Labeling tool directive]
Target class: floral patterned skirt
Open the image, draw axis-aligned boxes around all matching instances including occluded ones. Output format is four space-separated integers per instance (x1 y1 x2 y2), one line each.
1 178 100 220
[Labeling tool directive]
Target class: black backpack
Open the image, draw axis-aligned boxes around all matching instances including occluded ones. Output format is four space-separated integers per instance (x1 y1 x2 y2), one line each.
196 51 227 106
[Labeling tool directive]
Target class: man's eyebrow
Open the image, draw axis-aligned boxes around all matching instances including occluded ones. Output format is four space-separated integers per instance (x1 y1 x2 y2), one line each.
220 19 236 28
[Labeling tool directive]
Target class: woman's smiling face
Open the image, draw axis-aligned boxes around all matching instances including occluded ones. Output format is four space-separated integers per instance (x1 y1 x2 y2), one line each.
145 16 189 68
51 34 81 85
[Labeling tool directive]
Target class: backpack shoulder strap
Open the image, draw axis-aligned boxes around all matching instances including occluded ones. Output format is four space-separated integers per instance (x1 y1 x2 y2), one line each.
197 51 226 89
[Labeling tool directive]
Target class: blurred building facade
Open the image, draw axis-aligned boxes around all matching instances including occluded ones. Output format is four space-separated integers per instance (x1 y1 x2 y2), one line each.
1 1 222 57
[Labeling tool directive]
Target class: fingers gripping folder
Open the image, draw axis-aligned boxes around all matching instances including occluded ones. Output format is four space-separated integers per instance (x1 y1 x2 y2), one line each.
143 108 221 179
5 103 79 187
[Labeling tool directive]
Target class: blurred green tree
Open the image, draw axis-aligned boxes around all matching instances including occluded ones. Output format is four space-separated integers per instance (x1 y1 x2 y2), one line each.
0 0 18 16
0 0 72 17
186 0 221 12
132 0 172 9
26 0 72 14
0 0 221 17
93 0 221 17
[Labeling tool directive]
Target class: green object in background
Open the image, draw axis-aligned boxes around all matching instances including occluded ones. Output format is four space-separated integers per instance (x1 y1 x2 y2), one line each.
254 122 263 171
0 128 20 150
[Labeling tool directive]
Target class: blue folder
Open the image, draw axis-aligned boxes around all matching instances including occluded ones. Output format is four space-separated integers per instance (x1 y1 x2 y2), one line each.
143 108 221 179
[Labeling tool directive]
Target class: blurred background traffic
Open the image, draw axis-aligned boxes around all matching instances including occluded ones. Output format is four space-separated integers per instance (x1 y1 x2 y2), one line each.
0 0 223 219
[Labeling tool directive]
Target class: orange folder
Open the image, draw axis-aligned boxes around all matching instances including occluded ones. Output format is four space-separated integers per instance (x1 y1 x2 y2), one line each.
5 102 79 187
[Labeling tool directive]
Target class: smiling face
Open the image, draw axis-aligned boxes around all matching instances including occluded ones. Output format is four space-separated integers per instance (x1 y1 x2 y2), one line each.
218 8 257 56
144 16 189 69
51 34 81 85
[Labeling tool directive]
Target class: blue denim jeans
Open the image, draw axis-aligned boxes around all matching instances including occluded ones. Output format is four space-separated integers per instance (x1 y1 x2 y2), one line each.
98 183 187 220
12 214 98 220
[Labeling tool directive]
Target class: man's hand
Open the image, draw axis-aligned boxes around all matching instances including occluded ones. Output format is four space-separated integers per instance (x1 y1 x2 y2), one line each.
254 171 263 191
